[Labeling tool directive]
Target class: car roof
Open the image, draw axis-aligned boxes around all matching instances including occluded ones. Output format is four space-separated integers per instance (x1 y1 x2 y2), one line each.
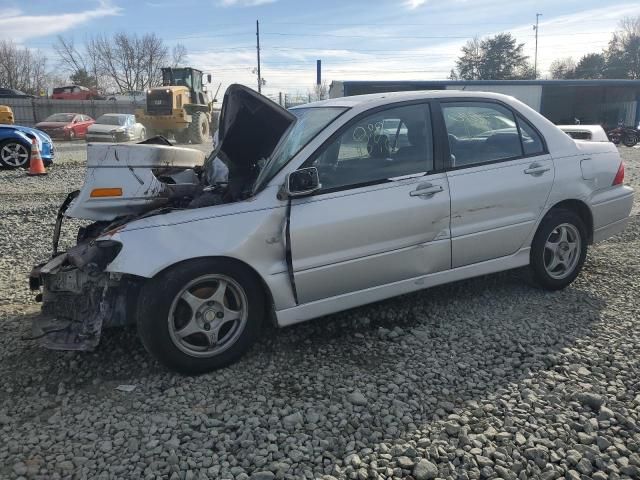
294 90 524 109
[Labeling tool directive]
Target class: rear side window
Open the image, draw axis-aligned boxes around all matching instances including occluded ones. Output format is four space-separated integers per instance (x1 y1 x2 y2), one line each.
517 115 545 155
53 88 64 94
442 102 522 167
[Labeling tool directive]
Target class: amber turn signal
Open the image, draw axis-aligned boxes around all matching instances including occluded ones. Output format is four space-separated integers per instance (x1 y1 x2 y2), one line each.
90 188 123 198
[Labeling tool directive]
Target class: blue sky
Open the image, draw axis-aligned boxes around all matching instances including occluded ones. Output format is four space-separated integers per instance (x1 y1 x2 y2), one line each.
3 0 640 97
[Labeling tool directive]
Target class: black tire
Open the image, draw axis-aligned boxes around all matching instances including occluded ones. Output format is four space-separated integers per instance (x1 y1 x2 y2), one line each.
188 112 209 144
529 209 588 290
174 129 190 144
137 258 265 374
622 133 638 147
68 129 76 141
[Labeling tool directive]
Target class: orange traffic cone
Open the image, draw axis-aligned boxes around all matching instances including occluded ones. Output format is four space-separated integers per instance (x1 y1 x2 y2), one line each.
27 137 47 176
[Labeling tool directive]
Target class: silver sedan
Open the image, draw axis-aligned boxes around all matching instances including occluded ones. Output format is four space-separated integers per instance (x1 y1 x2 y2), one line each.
86 113 146 142
31 87 634 373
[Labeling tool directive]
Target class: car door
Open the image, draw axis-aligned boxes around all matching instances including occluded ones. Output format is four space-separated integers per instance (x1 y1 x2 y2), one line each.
289 102 451 304
439 100 554 268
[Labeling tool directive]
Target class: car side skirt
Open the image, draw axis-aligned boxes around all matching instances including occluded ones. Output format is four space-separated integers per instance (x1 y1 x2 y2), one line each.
276 247 531 327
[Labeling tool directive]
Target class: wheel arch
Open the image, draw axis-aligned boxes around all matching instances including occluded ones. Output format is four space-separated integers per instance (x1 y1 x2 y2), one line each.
146 255 278 327
544 199 594 244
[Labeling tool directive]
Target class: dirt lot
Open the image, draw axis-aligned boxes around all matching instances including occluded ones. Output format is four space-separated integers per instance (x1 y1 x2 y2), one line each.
0 143 639 480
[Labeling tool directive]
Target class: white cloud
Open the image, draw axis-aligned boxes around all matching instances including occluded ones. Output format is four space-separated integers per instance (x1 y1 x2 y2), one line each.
0 2 122 42
405 0 427 9
218 0 277 6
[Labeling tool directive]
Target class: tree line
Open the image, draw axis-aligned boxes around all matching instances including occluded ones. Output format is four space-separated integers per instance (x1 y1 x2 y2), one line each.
0 32 187 96
451 15 640 81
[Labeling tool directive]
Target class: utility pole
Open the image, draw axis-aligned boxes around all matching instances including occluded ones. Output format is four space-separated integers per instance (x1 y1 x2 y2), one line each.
256 19 262 93
533 13 542 78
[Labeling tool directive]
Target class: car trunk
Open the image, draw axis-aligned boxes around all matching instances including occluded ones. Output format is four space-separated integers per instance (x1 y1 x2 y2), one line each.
65 84 296 223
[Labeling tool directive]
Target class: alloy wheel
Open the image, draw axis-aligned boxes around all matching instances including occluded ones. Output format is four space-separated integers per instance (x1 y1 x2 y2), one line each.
543 223 581 280
1 142 29 167
167 274 248 358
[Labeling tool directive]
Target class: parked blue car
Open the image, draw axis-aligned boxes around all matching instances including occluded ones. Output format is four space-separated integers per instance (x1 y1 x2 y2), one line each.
0 125 54 168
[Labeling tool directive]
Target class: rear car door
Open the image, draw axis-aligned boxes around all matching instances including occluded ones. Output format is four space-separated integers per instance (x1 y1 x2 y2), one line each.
439 100 554 268
289 102 451 304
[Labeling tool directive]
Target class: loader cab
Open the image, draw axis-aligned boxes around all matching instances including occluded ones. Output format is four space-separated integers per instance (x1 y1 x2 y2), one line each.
161 67 208 105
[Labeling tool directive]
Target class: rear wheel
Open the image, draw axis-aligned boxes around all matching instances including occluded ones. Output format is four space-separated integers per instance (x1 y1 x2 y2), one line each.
529 209 587 290
137 259 265 374
622 132 638 147
68 129 76 141
0 140 30 168
188 112 209 144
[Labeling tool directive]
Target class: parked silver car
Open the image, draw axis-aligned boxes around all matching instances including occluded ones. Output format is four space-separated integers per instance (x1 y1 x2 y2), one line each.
31 86 634 373
86 113 146 142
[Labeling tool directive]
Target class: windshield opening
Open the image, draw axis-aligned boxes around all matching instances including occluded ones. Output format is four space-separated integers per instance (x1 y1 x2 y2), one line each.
45 113 75 123
254 107 347 191
96 115 126 126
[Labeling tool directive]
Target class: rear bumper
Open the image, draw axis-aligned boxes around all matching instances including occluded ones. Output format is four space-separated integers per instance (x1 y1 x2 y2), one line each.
590 185 634 243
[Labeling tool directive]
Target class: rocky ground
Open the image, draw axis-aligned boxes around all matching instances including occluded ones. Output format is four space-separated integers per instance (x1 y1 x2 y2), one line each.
0 142 639 480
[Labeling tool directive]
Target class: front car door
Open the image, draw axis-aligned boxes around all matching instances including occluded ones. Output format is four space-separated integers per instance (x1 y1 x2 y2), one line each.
439 100 554 268
289 102 451 304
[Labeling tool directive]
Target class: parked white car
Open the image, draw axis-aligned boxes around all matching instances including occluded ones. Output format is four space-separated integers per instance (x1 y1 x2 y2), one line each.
86 113 146 142
557 125 610 142
30 86 634 373
107 90 146 104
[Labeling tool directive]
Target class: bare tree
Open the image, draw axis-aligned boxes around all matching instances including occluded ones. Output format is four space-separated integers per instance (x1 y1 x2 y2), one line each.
619 16 640 37
310 80 329 101
0 40 47 94
55 33 187 92
549 57 576 79
172 44 188 67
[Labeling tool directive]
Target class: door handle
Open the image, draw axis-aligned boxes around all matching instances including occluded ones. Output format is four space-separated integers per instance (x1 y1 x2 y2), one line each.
410 183 443 197
524 163 550 176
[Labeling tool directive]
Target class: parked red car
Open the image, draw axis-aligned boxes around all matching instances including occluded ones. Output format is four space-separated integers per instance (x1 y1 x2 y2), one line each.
35 113 94 140
51 85 100 100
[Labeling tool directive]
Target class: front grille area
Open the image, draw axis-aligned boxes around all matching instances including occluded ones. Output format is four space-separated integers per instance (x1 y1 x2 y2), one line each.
146 90 172 115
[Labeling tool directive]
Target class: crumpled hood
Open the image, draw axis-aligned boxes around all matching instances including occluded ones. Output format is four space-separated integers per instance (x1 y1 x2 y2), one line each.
207 84 296 197
65 143 205 221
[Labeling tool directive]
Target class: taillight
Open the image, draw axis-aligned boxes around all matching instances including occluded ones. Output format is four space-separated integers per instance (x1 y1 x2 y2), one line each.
612 162 625 186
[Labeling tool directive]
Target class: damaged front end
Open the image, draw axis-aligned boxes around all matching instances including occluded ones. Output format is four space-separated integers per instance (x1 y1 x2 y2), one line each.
29 238 134 350
29 84 297 352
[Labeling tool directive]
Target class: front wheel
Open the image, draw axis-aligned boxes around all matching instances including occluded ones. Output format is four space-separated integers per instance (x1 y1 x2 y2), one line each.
0 140 30 168
188 112 209 144
137 259 265 374
529 209 588 290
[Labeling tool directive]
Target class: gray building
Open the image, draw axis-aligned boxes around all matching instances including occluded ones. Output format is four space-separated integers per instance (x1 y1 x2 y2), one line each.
329 79 640 128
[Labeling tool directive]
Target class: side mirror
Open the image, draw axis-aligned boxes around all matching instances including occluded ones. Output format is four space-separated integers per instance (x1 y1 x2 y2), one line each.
284 167 321 197
207 74 212 83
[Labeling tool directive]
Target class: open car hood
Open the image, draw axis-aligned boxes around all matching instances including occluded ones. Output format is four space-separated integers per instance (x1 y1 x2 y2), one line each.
210 84 296 197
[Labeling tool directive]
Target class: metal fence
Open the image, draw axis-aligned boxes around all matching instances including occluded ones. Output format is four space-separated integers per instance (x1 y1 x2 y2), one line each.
0 98 142 126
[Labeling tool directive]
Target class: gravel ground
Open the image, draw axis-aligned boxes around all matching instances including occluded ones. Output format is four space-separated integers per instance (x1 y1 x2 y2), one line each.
0 143 639 480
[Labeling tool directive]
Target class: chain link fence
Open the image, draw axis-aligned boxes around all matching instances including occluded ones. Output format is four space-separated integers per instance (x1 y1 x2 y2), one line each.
0 98 143 126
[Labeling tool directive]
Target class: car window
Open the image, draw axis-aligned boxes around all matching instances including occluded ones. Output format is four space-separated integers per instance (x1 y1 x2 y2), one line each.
45 113 75 122
442 102 522 167
310 104 433 191
517 115 545 155
254 107 347 191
